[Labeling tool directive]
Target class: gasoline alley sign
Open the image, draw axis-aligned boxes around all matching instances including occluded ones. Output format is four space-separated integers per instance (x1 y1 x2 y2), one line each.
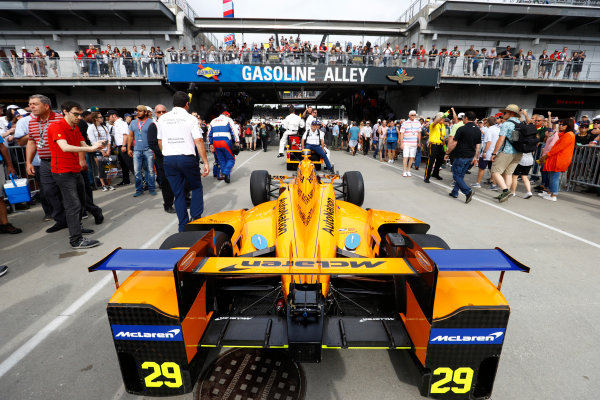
167 63 438 86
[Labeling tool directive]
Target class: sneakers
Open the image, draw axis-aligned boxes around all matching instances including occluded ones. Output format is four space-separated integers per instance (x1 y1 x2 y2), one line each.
149 190 157 196
164 206 176 214
543 194 557 202
81 227 95 234
402 172 408 177
423 178 430 183
490 184 499 191
108 185 115 191
133 192 143 197
432 175 443 180
465 190 474 204
524 192 533 199
71 238 100 249
46 223 67 233
407 171 412 177
0 265 7 277
496 190 511 203
277 153 284 158
470 183 481 188
448 193 458 199
93 212 104 225
0 223 22 234
102 186 109 192
224 175 231 183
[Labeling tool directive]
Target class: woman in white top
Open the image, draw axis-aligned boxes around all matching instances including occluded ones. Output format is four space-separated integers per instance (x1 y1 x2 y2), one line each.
87 112 114 191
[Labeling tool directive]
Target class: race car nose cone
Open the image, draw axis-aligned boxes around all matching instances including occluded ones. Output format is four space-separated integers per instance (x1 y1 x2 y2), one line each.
345 233 361 251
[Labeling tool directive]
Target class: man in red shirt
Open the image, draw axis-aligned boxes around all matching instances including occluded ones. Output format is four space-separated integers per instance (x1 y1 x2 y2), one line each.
49 100 103 249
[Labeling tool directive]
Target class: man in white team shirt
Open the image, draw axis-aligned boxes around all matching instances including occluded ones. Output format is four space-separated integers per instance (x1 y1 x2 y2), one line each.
400 111 422 176
301 120 333 173
157 91 209 232
278 105 305 157
106 110 133 186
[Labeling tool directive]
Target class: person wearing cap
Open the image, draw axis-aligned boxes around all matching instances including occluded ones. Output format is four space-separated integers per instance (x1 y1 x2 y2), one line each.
302 120 333 173
106 110 133 186
45 45 60 77
208 107 239 183
278 105 305 157
424 111 447 183
445 111 480 204
128 105 156 196
490 104 525 203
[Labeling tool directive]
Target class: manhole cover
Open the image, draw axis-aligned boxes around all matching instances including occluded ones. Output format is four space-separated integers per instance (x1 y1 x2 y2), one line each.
194 348 305 400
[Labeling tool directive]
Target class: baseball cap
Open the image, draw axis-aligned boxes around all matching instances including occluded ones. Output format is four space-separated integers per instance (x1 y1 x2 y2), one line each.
494 112 503 118
89 106 100 112
592 115 600 122
45 45 50 48
223 111 231 116
145 106 152 112
135 105 146 112
16 108 29 117
6 105 19 110
457 112 465 119
105 109 118 117
124 113 131 118
311 120 320 126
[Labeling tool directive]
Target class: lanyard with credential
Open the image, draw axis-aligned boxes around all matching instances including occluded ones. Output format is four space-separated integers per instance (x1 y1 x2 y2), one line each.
37 119 50 150
137 119 147 142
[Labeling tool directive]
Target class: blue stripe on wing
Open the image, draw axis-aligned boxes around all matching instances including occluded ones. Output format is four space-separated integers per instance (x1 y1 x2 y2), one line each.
424 248 530 272
88 248 188 272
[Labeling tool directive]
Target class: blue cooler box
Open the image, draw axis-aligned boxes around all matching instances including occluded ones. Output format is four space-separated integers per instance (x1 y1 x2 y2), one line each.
3 174 31 204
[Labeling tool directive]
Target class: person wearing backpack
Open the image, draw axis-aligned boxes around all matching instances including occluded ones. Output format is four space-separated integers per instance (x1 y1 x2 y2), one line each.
490 104 527 203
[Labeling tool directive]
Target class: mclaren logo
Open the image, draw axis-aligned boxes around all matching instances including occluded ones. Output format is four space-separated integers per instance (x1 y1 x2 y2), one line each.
387 68 414 84
112 325 183 341
197 64 221 80
429 329 505 344
218 260 385 271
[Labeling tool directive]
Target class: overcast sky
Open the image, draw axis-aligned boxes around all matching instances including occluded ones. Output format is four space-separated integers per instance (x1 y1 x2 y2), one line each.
187 0 412 47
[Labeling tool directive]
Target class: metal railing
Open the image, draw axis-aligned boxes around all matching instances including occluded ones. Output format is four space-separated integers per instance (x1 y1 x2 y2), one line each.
438 55 598 81
0 58 166 79
2 53 599 82
565 145 600 191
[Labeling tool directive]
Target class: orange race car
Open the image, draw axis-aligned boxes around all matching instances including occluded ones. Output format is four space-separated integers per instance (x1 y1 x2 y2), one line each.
90 151 529 399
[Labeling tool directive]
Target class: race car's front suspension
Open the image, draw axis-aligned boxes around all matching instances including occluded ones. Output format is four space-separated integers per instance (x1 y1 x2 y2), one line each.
287 283 325 363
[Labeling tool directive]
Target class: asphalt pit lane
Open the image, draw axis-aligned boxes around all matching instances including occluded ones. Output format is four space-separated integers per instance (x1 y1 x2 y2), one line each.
195 349 304 400
59 251 86 258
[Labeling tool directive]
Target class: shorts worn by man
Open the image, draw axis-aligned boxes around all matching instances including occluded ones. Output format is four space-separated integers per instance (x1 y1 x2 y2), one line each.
400 111 421 176
347 122 360 156
158 92 210 232
48 101 103 249
302 120 333 172
491 104 524 203
445 111 481 203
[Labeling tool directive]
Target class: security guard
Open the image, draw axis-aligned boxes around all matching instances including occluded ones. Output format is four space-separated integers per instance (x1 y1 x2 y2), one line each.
208 109 239 183
157 91 209 232
424 111 447 183
301 120 334 173
278 105 305 157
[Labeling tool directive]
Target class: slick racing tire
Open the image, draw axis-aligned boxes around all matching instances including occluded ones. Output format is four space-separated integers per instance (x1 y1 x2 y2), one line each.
408 233 450 250
342 171 364 207
250 170 271 206
159 231 233 257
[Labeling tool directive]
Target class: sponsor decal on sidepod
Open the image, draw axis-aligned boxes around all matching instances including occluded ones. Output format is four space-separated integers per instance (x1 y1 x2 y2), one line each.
112 325 183 341
429 328 505 345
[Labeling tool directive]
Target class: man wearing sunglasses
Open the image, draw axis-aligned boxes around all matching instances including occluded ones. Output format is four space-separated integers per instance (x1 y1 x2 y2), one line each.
48 101 103 249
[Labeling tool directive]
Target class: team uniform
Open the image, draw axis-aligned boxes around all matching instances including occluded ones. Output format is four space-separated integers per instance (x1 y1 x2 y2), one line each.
424 122 447 181
279 113 305 155
208 113 239 180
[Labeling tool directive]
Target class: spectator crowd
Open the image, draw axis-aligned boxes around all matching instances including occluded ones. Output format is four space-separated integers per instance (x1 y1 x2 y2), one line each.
0 38 590 81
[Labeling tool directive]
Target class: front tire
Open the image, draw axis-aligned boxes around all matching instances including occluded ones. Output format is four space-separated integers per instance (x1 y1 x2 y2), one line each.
342 171 364 206
250 170 271 205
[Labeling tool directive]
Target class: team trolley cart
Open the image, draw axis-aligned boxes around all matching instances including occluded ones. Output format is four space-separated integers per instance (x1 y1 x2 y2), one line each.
89 156 529 399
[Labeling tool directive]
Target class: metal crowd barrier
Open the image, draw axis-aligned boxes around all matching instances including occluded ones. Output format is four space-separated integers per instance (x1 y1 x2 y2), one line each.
565 145 600 191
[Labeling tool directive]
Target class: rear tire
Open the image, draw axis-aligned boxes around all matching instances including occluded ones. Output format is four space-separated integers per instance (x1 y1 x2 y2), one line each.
342 171 364 206
250 170 271 206
408 234 450 249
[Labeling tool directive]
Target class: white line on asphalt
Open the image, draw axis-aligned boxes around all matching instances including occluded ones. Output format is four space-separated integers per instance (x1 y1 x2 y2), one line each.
366 154 600 249
0 151 262 380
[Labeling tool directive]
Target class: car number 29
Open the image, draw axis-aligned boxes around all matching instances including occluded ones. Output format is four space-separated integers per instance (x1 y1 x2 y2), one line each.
141 361 182 388
430 367 474 394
